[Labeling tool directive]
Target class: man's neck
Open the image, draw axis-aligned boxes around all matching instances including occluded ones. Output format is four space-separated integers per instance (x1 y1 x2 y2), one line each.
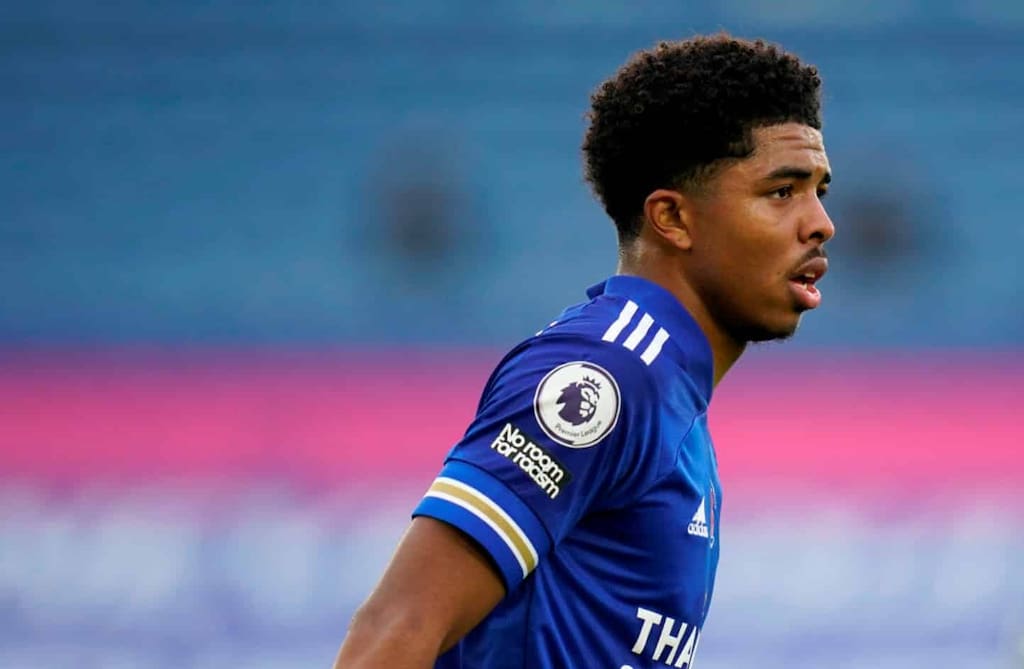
616 252 744 388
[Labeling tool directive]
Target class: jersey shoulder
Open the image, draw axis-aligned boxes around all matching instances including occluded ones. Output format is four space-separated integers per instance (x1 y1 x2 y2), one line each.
529 291 682 382
480 291 705 441
492 297 658 398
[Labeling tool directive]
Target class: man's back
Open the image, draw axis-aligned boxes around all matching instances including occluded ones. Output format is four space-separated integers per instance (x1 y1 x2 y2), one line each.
420 276 721 668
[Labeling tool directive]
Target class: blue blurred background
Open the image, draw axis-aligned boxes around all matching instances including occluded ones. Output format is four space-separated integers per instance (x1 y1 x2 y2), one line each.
2 2 1023 668
4 1 1022 346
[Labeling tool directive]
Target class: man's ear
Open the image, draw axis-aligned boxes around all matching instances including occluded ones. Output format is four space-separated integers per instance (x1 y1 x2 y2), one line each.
642 189 694 251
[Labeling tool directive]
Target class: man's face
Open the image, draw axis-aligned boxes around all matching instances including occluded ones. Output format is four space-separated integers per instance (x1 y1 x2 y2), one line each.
686 122 835 342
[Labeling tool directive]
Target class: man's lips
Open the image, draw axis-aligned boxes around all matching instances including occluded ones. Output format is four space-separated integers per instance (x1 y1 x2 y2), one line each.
788 255 828 309
790 256 828 284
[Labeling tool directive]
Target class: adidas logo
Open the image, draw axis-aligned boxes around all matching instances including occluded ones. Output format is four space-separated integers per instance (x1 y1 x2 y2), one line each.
687 498 709 539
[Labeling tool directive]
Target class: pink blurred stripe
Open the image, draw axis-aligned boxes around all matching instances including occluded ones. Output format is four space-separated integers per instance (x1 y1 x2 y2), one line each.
710 353 1024 502
1 350 1021 494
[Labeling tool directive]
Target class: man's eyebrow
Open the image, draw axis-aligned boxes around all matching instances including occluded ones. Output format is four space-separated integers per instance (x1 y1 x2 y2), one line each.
763 166 832 184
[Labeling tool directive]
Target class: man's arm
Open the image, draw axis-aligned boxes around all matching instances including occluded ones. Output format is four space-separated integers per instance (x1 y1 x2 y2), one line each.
333 516 506 668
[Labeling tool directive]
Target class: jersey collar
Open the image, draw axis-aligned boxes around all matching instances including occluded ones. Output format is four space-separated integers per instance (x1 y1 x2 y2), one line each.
587 275 714 401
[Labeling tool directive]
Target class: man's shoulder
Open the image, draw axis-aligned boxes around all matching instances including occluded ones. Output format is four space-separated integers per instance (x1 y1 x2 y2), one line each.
513 297 662 374
532 291 692 379
488 293 685 404
483 285 709 415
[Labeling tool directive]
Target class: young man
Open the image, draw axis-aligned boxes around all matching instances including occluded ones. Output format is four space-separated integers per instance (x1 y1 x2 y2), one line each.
335 34 834 668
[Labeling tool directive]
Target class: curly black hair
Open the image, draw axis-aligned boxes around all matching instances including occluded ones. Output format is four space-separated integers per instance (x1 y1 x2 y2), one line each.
583 34 823 242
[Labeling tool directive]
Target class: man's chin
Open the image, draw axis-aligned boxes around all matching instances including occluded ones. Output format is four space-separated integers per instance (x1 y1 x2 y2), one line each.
738 315 802 343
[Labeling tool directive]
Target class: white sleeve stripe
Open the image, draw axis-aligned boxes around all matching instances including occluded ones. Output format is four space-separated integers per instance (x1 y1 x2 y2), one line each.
424 489 530 578
622 312 655 351
640 327 670 365
601 300 639 343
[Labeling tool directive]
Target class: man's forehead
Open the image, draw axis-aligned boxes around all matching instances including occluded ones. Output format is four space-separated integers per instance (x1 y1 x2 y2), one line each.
749 123 829 170
754 122 824 147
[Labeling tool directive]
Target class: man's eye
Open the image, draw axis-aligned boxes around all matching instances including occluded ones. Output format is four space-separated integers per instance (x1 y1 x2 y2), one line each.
817 187 829 200
771 185 794 199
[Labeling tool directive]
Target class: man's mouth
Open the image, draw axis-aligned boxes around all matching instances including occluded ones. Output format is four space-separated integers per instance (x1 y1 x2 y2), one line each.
788 256 828 309
793 272 820 292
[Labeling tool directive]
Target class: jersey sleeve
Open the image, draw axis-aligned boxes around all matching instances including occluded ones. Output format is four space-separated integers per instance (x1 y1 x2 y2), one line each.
412 334 677 592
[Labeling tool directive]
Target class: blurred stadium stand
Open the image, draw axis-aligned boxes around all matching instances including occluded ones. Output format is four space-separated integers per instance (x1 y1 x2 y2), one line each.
2 2 1023 668
2 1 1023 345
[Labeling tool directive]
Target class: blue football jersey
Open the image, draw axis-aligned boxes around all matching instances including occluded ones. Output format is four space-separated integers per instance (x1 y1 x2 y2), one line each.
413 275 722 669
